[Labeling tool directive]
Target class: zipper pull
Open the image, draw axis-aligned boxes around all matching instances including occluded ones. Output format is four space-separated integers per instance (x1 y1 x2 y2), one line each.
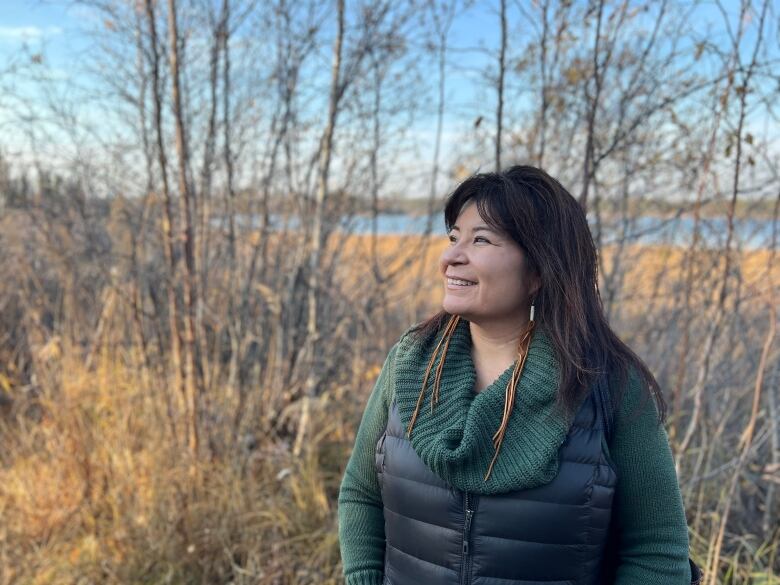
463 509 474 555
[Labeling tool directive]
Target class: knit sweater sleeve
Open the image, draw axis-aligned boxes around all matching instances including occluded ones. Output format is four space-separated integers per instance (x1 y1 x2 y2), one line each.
608 369 692 584
337 343 398 585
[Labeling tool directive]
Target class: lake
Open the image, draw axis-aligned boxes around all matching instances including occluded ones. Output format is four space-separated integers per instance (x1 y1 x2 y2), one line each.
221 213 778 250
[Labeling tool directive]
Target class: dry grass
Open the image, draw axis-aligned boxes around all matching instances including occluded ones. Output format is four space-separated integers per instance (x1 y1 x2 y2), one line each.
0 344 352 584
0 233 778 584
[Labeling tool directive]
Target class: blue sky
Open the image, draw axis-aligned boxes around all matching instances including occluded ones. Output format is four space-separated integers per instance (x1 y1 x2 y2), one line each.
0 0 501 181
1 1 776 198
0 0 493 78
1 1 768 100
1 0 769 108
0 1 88 64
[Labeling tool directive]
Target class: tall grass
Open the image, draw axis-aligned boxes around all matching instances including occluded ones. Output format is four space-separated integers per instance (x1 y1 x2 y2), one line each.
0 346 354 584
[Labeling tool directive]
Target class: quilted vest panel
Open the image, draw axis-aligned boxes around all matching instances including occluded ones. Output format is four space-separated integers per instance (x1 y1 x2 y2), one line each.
374 387 617 585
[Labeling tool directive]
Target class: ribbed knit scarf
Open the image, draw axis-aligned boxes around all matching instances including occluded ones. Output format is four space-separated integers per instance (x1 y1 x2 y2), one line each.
393 317 579 495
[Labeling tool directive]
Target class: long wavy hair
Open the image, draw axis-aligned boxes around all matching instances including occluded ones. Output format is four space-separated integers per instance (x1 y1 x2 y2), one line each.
409 165 666 449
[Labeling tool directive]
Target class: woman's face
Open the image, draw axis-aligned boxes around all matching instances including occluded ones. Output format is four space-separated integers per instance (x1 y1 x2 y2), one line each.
439 202 539 326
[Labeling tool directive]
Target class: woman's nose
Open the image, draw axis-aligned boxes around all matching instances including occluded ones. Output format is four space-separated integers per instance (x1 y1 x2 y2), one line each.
441 241 467 265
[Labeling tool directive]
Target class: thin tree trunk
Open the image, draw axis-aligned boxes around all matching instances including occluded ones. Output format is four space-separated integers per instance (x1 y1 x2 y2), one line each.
763 183 780 537
167 0 201 458
579 0 605 212
222 0 237 287
144 0 186 448
495 0 506 172
764 359 779 536
294 0 345 457
218 0 244 443
131 4 154 379
195 2 222 396
369 53 388 344
537 0 549 166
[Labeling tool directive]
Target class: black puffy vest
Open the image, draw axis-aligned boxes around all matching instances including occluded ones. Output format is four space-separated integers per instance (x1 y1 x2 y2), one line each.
374 385 617 585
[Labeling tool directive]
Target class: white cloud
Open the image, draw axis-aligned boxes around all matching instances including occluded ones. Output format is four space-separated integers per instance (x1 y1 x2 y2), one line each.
0 26 63 42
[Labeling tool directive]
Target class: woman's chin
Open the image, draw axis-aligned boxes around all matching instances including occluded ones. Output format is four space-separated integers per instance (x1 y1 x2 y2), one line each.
442 301 471 319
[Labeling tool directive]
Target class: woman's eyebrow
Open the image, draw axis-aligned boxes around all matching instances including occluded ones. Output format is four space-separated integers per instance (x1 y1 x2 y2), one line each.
450 225 497 234
450 224 495 233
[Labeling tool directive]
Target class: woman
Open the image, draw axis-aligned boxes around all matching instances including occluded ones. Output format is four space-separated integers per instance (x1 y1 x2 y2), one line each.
338 165 699 585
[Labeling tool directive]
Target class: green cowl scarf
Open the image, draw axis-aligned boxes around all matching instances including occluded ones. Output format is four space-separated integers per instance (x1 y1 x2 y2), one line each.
393 317 584 495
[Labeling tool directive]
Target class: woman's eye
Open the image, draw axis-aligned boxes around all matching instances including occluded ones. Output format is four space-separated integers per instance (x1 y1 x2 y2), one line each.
448 234 491 244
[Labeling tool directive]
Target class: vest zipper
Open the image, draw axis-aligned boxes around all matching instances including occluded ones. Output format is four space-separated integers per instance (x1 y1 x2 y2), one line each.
461 492 474 585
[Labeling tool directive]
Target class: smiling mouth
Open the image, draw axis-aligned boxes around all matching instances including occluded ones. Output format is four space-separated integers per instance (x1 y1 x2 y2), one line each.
447 278 477 286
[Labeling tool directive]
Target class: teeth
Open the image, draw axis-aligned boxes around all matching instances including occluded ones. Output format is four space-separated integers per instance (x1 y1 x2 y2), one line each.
448 278 477 286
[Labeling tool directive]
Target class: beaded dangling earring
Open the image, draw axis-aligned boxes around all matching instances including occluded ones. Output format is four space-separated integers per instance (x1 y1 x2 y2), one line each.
485 299 537 481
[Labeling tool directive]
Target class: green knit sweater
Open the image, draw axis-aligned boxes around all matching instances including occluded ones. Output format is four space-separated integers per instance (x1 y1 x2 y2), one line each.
338 319 691 585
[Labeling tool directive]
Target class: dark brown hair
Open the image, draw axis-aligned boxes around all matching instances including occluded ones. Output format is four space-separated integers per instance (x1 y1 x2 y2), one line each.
410 165 666 426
